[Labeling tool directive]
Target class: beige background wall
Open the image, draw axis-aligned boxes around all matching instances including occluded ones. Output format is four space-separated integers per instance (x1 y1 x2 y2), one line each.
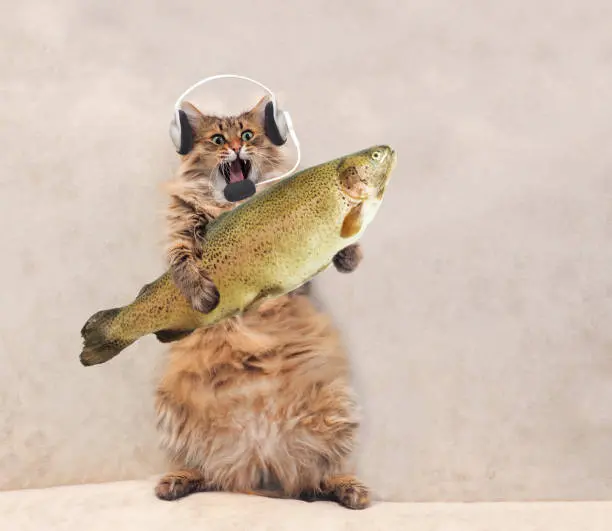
1 0 611 501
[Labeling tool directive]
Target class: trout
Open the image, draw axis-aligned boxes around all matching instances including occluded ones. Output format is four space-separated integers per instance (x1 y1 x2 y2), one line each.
79 145 397 366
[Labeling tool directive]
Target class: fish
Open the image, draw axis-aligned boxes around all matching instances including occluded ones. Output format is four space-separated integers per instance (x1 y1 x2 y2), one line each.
79 144 397 366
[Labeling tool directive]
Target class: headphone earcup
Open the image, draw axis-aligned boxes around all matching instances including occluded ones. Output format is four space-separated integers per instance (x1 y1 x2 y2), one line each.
178 110 194 154
169 109 194 155
264 101 288 146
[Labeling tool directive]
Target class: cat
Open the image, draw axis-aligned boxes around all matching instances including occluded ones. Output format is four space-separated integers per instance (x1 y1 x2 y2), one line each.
154 95 369 509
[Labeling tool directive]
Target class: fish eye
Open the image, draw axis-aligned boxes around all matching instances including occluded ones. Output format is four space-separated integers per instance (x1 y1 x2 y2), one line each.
371 150 382 161
211 134 226 145
241 130 254 141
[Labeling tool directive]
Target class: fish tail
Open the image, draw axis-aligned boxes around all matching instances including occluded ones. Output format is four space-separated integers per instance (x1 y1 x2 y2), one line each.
79 308 133 366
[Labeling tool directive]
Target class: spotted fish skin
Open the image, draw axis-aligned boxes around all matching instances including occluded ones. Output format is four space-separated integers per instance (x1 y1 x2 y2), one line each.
79 145 397 366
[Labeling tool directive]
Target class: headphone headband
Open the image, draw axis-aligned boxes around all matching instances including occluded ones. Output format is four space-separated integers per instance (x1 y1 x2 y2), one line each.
173 74 279 111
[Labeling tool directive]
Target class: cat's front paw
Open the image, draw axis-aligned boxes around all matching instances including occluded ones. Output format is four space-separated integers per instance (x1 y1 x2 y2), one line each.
171 261 220 314
189 277 220 314
333 243 363 273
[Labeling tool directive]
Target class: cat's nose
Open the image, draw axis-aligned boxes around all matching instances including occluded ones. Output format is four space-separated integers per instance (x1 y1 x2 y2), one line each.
229 141 241 153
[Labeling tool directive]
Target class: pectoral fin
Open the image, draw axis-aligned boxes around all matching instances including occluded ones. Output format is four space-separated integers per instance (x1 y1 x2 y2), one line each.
341 203 364 238
154 329 194 343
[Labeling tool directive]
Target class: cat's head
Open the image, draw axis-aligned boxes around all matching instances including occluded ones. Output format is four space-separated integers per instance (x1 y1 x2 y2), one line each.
177 96 285 199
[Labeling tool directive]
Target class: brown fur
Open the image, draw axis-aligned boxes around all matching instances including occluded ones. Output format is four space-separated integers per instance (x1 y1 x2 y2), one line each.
155 98 368 509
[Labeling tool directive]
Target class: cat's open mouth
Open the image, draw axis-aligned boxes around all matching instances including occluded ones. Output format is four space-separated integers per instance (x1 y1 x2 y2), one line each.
220 159 252 184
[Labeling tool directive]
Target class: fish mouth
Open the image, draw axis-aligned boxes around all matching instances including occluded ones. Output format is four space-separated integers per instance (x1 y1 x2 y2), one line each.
376 147 397 199
219 158 252 184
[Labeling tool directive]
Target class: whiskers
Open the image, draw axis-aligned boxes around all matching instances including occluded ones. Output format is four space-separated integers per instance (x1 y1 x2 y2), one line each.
244 148 282 175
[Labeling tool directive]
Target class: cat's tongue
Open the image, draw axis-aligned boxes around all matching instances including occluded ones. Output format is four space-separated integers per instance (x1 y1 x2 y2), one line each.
229 160 244 183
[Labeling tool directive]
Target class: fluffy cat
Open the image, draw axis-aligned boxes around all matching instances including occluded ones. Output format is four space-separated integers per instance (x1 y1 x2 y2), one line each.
155 96 368 509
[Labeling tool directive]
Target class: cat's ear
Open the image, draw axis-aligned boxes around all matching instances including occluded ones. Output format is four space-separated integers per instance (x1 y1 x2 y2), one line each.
180 101 205 130
246 95 270 124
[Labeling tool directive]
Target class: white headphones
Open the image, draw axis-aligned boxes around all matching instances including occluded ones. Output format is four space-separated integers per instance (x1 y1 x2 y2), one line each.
169 74 301 189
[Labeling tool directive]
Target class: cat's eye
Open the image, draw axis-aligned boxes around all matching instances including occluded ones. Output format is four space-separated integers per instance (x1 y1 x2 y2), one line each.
371 150 382 161
241 130 254 141
211 134 226 145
